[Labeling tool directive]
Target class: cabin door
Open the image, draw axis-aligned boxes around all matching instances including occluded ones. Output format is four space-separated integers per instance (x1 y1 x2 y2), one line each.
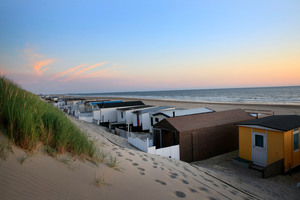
251 131 267 167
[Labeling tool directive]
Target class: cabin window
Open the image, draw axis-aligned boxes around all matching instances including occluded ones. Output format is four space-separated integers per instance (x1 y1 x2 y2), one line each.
255 135 264 148
121 112 124 118
151 117 153 126
293 129 299 151
155 118 159 123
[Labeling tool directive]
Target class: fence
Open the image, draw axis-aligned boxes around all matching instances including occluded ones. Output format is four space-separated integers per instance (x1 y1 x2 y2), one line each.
127 132 180 160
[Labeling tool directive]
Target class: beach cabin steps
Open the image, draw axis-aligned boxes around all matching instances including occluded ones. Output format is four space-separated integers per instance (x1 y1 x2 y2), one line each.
249 164 265 172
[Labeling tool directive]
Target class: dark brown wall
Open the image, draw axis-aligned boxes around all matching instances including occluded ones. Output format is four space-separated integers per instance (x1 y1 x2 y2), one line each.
179 123 239 162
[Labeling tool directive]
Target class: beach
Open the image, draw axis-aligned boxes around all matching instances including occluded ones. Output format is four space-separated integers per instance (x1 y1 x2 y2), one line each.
78 96 300 115
1 97 300 199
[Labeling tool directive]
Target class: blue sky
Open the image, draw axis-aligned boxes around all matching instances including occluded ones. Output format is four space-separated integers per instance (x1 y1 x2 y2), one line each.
1 0 299 94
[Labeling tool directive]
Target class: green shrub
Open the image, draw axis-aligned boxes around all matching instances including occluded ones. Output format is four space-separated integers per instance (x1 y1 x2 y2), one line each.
0 76 95 157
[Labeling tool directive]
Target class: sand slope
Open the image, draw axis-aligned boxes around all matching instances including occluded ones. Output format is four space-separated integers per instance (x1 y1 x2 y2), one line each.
1 117 300 200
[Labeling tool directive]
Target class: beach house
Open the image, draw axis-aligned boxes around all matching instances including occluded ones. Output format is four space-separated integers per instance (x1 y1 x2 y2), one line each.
149 107 215 133
94 101 145 124
116 105 153 125
132 106 173 131
237 115 300 176
153 109 254 162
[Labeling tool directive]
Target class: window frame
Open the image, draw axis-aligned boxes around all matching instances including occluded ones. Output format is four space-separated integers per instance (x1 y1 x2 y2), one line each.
293 129 299 152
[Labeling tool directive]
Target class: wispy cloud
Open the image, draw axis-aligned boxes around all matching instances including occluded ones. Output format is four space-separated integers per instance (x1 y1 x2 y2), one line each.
72 62 105 76
33 59 54 76
51 64 88 80
25 48 55 76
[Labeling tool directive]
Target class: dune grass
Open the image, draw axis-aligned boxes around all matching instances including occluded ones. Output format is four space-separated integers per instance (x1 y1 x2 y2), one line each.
0 76 95 157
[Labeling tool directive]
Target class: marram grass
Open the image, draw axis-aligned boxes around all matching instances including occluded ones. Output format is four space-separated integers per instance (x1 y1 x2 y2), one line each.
0 76 95 157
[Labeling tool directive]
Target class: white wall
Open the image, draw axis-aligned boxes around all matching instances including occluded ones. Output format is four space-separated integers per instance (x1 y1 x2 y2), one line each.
148 145 180 160
79 116 93 123
125 110 135 124
93 110 100 120
100 108 118 123
117 110 125 123
127 132 179 160
141 113 150 131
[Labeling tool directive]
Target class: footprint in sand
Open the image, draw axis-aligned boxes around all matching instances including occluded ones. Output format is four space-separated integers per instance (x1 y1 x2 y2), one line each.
142 158 148 162
153 162 158 165
189 188 198 193
155 179 167 185
175 191 186 198
132 163 138 166
153 166 157 168
160 167 164 170
139 172 145 175
198 187 209 193
137 167 145 172
129 152 135 156
181 179 189 185
169 173 178 179
126 158 133 162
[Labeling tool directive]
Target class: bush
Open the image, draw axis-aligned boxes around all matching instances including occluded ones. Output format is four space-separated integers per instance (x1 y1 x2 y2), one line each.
0 76 95 157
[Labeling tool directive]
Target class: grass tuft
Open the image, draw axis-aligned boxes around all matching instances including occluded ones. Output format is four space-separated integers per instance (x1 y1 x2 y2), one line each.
18 154 29 165
107 155 122 171
93 173 109 188
0 140 13 160
0 76 95 157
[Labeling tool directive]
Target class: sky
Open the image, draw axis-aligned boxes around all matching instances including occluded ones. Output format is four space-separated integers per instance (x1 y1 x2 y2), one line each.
1 0 300 94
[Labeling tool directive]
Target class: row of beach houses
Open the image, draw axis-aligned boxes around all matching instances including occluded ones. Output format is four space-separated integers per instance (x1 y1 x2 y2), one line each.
48 96 300 178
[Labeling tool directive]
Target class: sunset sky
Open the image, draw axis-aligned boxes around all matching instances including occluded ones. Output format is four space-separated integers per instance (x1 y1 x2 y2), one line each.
1 1 299 94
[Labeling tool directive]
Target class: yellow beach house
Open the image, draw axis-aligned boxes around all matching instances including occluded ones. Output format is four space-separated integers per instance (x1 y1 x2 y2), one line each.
237 115 300 175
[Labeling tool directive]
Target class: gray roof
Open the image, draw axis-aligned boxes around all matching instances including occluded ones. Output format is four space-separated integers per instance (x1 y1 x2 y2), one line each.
237 115 300 132
153 107 215 117
117 105 153 111
132 106 173 114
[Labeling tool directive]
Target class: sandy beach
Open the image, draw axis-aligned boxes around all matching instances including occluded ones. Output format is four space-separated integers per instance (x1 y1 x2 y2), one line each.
1 98 300 200
78 96 300 115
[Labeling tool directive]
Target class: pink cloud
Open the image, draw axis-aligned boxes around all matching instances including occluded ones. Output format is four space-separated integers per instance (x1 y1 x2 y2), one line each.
33 59 54 76
51 64 88 80
24 48 55 76
72 62 105 76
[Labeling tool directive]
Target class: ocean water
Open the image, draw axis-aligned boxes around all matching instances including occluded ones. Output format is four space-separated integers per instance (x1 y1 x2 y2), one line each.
71 86 300 105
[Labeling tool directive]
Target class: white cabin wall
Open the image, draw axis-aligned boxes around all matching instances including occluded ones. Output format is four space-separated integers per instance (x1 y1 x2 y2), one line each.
133 113 138 126
125 111 135 124
101 108 118 123
142 113 150 130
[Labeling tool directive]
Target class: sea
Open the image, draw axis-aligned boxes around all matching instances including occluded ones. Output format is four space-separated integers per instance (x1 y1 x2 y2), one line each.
70 86 300 105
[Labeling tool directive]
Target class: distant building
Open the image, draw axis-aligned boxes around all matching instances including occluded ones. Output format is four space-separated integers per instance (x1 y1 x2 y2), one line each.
93 101 145 124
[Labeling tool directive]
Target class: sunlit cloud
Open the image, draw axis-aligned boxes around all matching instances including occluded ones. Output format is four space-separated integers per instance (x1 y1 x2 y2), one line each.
72 62 105 76
25 48 55 76
51 64 88 80
33 59 54 76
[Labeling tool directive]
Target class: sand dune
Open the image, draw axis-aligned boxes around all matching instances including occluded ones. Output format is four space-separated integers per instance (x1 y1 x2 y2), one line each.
1 114 300 199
